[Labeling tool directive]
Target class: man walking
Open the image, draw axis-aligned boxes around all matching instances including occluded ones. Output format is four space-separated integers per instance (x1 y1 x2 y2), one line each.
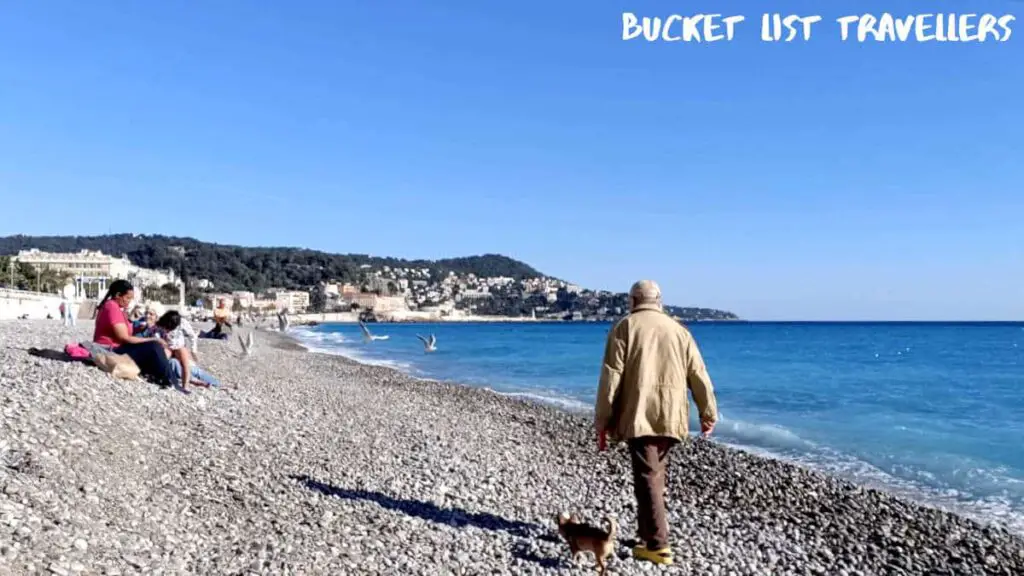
594 280 718 566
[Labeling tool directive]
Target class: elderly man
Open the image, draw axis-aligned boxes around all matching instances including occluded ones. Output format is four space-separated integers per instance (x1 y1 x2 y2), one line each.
594 280 718 566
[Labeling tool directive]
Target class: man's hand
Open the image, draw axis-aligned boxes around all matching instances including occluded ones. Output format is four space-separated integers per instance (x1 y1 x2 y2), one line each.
597 429 608 452
700 418 716 438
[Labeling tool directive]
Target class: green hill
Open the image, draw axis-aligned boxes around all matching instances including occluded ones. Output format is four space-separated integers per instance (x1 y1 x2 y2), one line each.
0 234 543 292
0 234 740 320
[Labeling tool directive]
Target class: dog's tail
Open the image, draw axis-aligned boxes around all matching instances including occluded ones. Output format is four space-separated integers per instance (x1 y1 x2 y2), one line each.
605 516 618 539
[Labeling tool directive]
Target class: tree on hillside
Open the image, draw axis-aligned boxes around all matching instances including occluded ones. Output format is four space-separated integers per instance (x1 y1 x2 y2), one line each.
0 234 547 292
0 256 21 289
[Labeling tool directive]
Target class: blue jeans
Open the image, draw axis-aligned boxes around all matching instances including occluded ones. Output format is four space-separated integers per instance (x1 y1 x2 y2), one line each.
169 358 221 388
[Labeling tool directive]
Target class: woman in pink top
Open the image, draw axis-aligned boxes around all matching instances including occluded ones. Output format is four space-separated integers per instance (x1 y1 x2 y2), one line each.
92 280 179 391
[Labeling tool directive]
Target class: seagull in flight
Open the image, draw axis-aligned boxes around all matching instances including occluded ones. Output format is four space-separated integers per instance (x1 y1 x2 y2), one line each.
359 321 390 342
416 334 437 353
239 331 255 357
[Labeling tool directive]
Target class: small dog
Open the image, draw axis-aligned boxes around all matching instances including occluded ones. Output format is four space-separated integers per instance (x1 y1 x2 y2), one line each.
556 512 617 574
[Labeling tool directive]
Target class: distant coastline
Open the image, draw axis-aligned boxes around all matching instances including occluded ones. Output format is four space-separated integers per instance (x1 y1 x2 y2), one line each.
288 313 747 326
289 316 1021 326
0 234 740 323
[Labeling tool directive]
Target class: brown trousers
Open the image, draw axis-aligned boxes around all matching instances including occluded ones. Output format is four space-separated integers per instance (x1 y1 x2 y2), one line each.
628 437 677 550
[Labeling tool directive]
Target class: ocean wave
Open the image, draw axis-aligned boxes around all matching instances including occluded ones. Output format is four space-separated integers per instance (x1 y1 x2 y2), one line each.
713 414 815 452
493 390 591 413
290 328 414 372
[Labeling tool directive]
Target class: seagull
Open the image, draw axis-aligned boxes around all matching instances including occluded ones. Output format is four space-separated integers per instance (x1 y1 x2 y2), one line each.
359 321 390 342
239 331 255 357
416 334 437 353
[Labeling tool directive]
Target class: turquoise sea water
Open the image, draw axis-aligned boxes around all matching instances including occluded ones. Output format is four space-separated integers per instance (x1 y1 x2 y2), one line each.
292 321 1024 534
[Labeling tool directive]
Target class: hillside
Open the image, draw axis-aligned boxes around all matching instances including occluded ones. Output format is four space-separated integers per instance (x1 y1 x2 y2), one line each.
0 234 543 292
0 234 740 320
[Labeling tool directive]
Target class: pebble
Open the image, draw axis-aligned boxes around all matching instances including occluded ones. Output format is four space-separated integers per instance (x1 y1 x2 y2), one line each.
1 320 1023 574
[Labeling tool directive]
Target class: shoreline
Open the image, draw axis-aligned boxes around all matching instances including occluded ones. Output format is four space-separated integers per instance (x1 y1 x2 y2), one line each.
2 320 1023 574
276 325 1024 539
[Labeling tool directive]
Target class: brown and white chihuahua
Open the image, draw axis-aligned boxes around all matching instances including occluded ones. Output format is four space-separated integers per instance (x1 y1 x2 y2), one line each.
556 512 617 574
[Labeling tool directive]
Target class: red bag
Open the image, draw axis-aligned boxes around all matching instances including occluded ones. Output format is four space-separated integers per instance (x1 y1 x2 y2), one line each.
64 343 91 360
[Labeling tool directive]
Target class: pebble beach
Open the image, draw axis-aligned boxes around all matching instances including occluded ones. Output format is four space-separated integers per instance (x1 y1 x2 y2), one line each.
1 320 1023 575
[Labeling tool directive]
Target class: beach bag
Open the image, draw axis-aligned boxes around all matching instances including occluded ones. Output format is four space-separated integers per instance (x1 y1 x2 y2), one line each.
63 343 91 361
93 353 142 381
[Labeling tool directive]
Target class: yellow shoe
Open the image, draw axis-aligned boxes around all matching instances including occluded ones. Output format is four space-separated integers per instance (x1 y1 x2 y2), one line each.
633 546 674 565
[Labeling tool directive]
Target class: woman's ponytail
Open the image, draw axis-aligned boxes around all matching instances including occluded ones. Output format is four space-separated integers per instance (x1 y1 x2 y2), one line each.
93 279 134 319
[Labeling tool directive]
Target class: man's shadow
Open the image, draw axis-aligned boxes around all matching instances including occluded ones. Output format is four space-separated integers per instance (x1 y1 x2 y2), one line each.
290 474 554 540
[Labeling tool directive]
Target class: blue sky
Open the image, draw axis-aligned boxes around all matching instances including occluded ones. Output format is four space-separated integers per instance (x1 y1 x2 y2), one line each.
1 0 1021 320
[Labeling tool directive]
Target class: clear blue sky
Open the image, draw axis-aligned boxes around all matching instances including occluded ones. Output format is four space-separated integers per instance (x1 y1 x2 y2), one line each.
1 0 1021 320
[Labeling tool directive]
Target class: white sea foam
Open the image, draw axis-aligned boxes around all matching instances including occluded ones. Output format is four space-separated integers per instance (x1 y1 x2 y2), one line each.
716 426 1024 536
496 391 591 413
714 413 815 452
290 328 413 371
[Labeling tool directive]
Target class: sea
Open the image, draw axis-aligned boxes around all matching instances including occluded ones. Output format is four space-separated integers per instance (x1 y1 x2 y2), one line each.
291 321 1024 535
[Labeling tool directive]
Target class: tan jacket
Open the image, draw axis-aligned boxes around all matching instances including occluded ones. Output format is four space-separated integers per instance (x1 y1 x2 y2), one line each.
594 304 718 441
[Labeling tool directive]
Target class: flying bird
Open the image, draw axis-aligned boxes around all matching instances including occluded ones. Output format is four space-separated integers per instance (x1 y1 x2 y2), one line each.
359 321 390 342
416 334 437 353
239 331 255 357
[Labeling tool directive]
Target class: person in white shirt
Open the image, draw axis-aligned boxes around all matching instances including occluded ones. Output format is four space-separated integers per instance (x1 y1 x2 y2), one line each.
63 296 77 327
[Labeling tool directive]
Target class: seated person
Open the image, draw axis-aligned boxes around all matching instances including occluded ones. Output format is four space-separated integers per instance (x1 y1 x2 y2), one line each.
133 303 162 335
197 299 232 340
144 311 221 389
208 299 232 337
91 280 176 389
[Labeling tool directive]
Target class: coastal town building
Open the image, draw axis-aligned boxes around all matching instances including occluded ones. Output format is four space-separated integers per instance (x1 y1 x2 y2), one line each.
346 292 375 310
15 248 176 299
371 295 408 312
252 298 277 312
274 290 310 313
232 291 256 308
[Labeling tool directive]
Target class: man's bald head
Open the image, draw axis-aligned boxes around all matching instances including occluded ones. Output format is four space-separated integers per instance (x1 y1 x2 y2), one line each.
629 280 662 310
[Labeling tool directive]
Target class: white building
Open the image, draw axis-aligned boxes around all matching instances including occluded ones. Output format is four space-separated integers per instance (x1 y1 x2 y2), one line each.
274 291 310 313
373 295 408 312
126 264 176 288
15 248 174 298
344 293 408 312
232 291 256 308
